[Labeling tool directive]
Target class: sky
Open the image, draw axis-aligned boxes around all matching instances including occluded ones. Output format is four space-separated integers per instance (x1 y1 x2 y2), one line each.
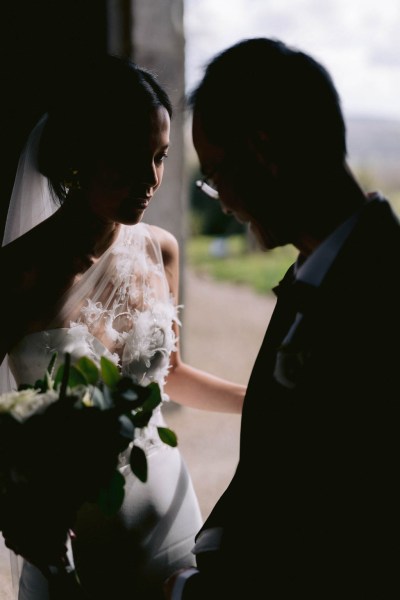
184 0 400 121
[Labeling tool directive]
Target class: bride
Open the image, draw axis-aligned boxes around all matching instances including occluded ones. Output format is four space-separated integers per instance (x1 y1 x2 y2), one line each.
0 55 245 599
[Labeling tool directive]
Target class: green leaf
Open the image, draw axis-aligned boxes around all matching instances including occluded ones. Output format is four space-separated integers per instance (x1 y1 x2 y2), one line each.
141 382 162 411
31 354 59 391
55 364 88 390
100 356 121 390
44 370 53 391
46 352 58 379
131 410 153 428
96 470 126 516
113 377 144 407
118 414 135 441
31 353 58 392
33 378 46 392
55 353 71 397
75 356 99 385
157 426 178 447
130 445 148 482
69 366 89 387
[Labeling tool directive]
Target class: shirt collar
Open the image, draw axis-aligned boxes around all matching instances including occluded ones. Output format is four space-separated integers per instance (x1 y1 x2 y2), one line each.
295 193 384 288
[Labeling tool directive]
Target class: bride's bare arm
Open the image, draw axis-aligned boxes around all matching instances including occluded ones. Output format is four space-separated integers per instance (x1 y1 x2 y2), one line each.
153 225 245 414
165 360 245 414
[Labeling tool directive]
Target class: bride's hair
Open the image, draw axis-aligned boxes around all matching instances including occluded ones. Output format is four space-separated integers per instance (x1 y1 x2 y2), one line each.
0 57 176 590
0 55 173 393
38 54 173 203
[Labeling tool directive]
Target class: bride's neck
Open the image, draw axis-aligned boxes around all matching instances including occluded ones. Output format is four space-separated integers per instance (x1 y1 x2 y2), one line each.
43 192 121 280
55 190 121 259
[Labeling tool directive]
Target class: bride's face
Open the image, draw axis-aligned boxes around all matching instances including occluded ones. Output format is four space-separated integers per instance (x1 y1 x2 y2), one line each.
85 106 170 225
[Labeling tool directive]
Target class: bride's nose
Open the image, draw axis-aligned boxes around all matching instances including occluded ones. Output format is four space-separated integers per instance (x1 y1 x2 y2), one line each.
143 161 159 188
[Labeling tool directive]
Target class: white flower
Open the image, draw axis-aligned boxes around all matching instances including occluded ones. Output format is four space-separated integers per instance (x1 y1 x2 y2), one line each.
0 388 59 422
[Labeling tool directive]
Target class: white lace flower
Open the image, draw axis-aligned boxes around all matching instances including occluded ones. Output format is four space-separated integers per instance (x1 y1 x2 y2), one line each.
67 324 96 359
120 301 178 387
80 299 105 325
104 315 121 343
66 224 180 408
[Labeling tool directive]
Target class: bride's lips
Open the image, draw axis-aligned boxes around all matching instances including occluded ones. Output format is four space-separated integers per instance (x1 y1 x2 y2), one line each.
128 196 151 210
135 199 150 209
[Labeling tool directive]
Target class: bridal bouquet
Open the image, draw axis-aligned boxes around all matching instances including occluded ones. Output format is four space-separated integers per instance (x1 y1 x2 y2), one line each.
0 353 177 598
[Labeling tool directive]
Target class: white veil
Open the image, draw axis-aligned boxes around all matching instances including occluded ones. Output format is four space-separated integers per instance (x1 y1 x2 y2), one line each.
0 115 56 397
0 115 55 598
2 115 55 247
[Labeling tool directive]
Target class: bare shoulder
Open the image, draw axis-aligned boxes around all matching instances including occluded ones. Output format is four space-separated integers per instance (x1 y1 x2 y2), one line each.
147 224 179 266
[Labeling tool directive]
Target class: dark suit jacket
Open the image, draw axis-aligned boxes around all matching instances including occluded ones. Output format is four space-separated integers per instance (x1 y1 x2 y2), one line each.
184 197 400 599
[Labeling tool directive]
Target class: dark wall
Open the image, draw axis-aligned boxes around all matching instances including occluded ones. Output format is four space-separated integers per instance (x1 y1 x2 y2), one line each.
1 0 107 239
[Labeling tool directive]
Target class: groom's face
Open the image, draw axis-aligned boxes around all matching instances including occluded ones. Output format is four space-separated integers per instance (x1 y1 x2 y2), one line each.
192 110 288 250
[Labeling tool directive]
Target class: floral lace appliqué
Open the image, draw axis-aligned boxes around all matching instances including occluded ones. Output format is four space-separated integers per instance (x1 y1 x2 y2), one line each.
69 225 179 393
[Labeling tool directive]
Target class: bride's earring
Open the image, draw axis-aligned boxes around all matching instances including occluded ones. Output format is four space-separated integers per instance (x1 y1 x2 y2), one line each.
64 168 82 191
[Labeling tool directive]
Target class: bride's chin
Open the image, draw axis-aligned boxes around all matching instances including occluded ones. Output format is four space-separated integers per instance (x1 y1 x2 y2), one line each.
117 211 145 226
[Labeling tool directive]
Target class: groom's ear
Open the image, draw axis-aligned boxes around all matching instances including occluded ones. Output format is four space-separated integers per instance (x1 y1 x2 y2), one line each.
245 130 279 177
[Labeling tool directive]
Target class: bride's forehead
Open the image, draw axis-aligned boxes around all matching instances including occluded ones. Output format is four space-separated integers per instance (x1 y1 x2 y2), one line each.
89 111 167 161
150 107 171 139
124 109 170 153
113 106 169 137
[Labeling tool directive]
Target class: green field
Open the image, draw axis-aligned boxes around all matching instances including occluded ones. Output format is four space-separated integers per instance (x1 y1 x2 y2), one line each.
186 234 297 295
187 192 400 296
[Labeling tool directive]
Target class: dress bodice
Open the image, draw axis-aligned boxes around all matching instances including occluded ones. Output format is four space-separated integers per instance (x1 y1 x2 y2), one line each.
8 222 178 399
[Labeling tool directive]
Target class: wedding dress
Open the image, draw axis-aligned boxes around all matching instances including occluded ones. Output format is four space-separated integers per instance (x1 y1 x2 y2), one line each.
1 117 202 599
7 221 202 600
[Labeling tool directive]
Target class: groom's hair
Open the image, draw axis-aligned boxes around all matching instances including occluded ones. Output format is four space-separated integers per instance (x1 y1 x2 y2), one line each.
188 37 347 171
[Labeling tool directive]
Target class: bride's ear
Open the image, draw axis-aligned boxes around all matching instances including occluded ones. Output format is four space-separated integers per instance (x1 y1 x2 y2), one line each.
246 130 279 177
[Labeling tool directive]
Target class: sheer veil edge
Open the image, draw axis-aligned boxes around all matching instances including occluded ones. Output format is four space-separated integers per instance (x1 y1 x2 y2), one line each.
0 114 53 599
1 114 54 394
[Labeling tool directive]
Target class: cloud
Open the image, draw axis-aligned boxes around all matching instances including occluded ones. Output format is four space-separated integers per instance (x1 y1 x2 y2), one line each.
184 0 400 120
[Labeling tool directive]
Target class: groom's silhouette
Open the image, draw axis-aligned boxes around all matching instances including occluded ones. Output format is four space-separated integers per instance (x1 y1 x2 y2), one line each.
165 37 400 598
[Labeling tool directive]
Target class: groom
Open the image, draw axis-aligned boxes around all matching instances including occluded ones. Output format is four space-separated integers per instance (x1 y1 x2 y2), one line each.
165 38 400 598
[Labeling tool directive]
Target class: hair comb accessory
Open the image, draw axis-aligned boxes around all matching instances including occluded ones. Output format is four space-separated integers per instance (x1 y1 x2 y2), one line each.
64 168 81 192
